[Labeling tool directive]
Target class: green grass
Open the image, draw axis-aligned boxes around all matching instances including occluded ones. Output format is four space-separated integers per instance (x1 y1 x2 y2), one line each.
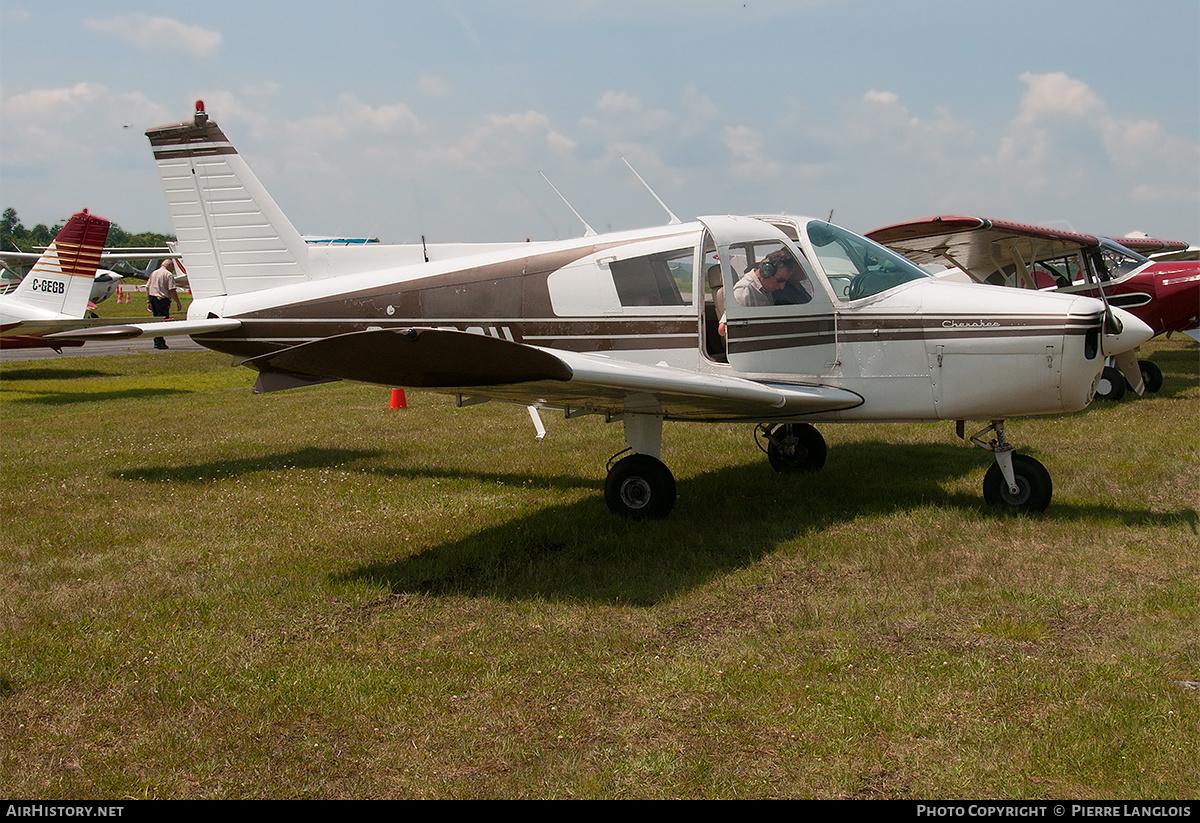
1 337 1197 799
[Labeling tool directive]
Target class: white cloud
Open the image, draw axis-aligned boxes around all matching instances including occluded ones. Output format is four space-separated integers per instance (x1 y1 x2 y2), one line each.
1 84 168 164
417 73 453 98
84 14 222 59
863 89 899 106
287 95 421 144
994 71 1199 209
430 109 575 170
1013 71 1103 121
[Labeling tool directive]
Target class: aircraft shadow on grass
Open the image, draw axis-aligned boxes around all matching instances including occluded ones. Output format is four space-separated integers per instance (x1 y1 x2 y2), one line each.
9 387 193 406
0 367 118 382
109 439 1194 606
114 446 388 484
333 440 1197 606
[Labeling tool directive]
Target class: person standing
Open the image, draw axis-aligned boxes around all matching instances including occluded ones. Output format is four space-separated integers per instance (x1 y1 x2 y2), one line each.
147 259 182 349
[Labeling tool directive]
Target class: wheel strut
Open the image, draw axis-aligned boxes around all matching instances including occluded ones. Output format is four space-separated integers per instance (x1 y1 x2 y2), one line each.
967 420 1018 495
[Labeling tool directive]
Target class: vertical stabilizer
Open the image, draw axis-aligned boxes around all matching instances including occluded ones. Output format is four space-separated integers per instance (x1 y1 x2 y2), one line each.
146 101 311 300
11 210 110 317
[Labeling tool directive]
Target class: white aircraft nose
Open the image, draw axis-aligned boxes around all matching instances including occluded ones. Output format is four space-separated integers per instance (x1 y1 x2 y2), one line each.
1103 306 1154 356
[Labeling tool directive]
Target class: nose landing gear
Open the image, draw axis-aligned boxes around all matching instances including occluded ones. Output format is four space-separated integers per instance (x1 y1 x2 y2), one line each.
966 420 1052 513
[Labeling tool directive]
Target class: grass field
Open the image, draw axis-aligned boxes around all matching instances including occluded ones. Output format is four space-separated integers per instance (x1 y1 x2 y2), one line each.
1 336 1196 799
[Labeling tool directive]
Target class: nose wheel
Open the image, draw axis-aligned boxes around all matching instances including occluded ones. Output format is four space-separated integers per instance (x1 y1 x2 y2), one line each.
968 421 1052 513
982 453 1052 512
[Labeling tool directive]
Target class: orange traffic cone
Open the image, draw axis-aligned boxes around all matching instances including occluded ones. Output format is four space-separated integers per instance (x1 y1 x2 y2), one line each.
389 389 407 409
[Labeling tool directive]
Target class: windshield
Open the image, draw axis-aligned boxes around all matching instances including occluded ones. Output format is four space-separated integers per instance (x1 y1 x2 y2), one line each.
805 220 931 301
1093 238 1151 281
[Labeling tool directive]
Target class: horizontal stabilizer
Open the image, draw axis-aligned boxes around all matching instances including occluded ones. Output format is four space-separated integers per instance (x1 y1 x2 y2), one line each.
241 328 575 388
47 318 242 341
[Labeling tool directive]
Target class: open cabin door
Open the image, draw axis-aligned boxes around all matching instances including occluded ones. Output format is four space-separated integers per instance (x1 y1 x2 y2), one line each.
699 215 838 378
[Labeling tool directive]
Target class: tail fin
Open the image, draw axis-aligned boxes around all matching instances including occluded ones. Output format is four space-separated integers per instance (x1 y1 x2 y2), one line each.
11 210 110 318
146 101 311 300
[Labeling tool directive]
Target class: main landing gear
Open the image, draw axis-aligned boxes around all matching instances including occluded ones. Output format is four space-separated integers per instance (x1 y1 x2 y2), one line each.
966 420 1052 513
601 415 1052 519
756 422 827 473
604 452 676 520
604 414 676 520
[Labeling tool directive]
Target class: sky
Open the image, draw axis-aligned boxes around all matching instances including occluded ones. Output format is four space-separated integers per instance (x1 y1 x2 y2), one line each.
1 0 1197 246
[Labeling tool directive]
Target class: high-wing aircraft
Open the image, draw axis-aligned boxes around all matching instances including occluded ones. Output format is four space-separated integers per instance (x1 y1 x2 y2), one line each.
54 103 1155 518
0 210 113 351
866 216 1199 400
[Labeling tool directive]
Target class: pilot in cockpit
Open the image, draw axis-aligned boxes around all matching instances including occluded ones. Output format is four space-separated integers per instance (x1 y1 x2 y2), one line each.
718 249 805 337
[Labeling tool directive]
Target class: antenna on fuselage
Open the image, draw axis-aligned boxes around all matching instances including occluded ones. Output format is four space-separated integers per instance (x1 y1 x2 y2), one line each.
538 171 596 237
621 156 681 225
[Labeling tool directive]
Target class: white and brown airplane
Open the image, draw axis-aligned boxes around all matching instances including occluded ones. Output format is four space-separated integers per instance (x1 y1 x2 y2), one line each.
55 102 1154 518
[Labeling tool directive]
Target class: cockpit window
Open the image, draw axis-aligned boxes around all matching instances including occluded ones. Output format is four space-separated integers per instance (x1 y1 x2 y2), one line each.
806 220 930 301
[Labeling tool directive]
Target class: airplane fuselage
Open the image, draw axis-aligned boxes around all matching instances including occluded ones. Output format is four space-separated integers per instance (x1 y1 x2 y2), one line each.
182 216 1131 424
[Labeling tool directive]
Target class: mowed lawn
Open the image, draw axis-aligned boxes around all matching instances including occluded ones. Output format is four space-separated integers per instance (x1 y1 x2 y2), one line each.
1 336 1196 799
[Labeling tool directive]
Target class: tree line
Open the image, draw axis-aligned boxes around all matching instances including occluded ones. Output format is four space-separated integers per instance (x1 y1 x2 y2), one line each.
2 207 174 254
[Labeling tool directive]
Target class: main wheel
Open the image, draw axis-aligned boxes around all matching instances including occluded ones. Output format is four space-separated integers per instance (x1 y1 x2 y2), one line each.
1094 366 1126 401
1139 360 1163 393
765 423 827 473
982 453 1052 513
604 454 676 520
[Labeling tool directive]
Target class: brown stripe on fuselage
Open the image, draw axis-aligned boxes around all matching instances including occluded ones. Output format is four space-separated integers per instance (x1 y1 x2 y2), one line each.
194 316 701 361
192 229 700 359
725 311 1099 354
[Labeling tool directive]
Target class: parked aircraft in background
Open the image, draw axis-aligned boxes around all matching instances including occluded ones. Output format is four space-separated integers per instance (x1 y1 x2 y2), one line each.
866 216 1199 400
0 210 112 350
57 103 1155 518
2 247 181 307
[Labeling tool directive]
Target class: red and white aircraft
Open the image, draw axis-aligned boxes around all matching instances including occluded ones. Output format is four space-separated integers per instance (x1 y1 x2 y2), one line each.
0 210 112 351
57 104 1155 517
866 216 1199 399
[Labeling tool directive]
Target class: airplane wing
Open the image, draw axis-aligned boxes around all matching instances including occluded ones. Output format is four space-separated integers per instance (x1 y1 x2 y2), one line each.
45 317 242 342
1112 236 1190 256
0 250 179 267
866 216 1099 283
241 327 863 421
0 250 43 267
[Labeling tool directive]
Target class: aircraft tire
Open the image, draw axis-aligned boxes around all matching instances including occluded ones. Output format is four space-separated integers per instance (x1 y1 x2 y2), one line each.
1138 360 1163 393
766 423 827 473
604 454 676 520
1094 366 1126 401
982 454 1052 514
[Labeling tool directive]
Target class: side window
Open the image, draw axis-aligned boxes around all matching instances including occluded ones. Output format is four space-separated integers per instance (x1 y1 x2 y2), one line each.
610 248 693 307
1030 255 1083 289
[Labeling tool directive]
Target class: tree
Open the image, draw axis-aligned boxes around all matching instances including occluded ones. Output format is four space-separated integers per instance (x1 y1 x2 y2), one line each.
2 207 175 253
